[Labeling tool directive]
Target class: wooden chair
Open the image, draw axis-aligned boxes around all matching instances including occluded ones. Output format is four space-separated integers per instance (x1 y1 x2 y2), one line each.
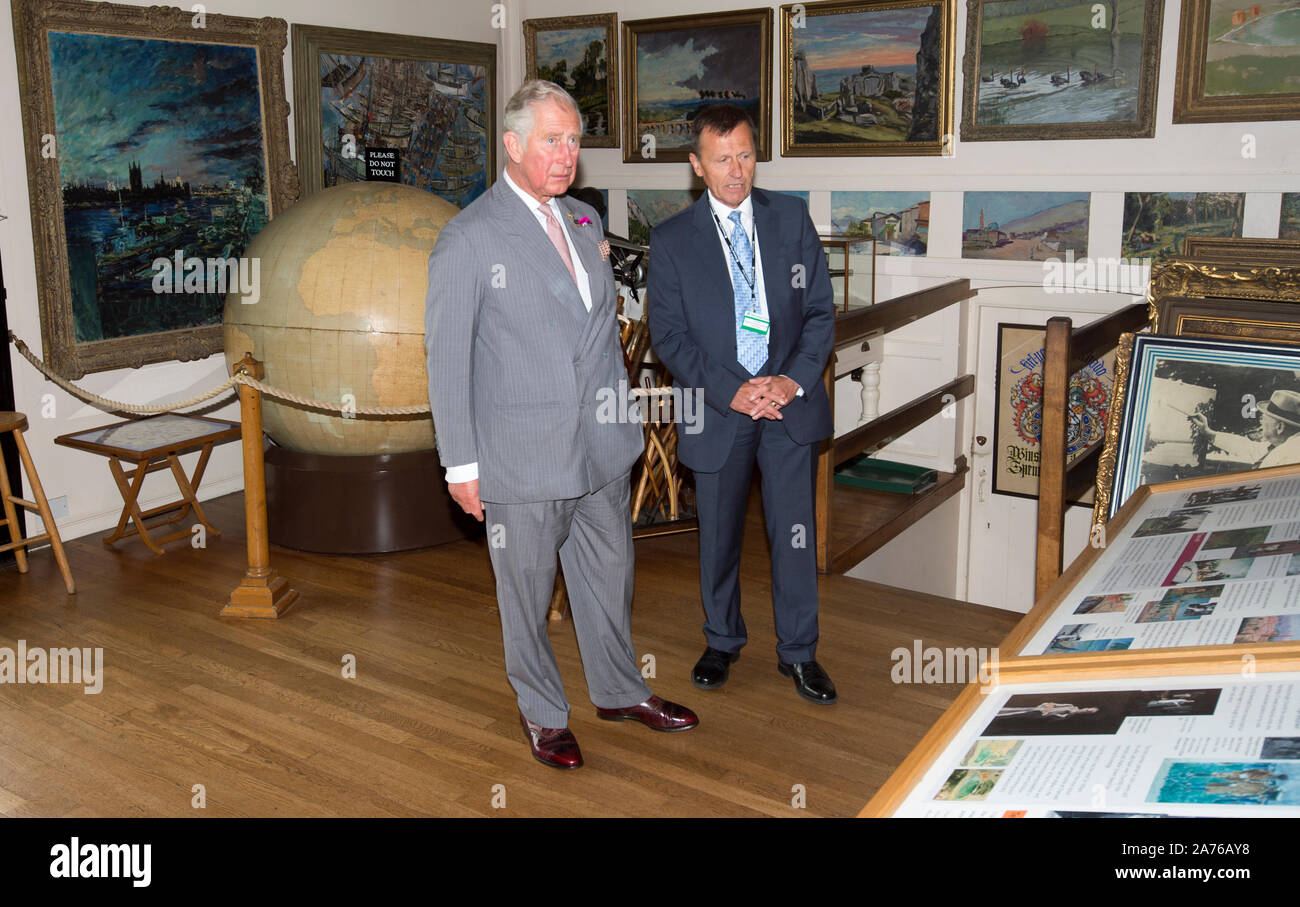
0 412 75 593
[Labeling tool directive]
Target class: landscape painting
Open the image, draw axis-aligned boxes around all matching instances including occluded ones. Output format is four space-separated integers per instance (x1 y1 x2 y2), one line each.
626 189 701 245
962 0 1163 140
1121 192 1245 261
962 191 1089 260
1282 193 1300 239
831 191 930 255
525 14 618 147
623 10 772 163
782 0 954 156
1174 0 1300 122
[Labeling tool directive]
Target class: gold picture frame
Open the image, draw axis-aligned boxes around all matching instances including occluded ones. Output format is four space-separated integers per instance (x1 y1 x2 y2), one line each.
960 0 1165 141
1181 236 1300 269
1173 0 1300 124
780 0 956 157
1147 260 1300 333
524 13 619 149
622 8 774 164
11 0 298 379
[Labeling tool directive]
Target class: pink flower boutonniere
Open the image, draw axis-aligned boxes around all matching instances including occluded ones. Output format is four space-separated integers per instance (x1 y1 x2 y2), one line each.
568 213 593 227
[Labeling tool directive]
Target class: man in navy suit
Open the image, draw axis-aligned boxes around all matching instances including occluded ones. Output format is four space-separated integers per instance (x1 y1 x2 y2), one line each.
648 105 838 704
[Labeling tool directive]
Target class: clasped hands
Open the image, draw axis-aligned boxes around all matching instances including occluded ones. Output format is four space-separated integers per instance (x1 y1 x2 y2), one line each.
730 375 798 421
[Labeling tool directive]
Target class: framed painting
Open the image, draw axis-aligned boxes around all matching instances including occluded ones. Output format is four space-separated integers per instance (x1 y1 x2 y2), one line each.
962 191 1089 260
1181 236 1300 268
1122 192 1244 262
1147 259 1300 341
1282 193 1300 239
830 191 930 255
1173 0 1300 123
524 14 619 148
1095 332 1300 521
291 25 496 206
780 0 956 156
960 0 1165 141
622 8 773 164
11 0 298 378
993 323 1116 500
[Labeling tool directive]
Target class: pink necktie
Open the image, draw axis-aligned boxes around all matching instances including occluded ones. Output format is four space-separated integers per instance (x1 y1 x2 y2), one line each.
539 204 578 285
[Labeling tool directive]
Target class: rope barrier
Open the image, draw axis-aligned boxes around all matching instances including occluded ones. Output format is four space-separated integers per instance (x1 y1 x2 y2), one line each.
8 329 672 419
7 329 431 417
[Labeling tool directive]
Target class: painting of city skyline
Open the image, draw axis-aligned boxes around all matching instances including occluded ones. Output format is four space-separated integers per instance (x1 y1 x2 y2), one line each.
782 0 953 156
12 1 297 377
525 14 619 147
831 191 930 255
962 191 1089 260
50 33 270 345
624 10 772 163
1121 192 1245 261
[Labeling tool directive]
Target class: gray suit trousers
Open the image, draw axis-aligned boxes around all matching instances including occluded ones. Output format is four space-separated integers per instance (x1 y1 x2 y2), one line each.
484 473 652 728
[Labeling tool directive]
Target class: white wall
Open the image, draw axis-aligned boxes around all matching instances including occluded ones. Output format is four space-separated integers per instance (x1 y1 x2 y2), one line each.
0 0 503 543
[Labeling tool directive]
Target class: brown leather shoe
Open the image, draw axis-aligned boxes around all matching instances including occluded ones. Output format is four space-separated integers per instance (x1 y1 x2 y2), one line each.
519 711 583 769
595 694 699 732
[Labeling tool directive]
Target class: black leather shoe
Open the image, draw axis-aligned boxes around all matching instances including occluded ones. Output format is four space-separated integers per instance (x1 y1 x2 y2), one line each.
691 647 739 689
778 660 837 704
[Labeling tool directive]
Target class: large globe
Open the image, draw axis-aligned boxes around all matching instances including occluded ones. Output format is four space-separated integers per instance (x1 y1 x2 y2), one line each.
223 182 457 455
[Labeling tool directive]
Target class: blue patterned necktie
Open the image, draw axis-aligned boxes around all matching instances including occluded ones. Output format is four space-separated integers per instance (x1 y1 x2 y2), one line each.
728 210 767 375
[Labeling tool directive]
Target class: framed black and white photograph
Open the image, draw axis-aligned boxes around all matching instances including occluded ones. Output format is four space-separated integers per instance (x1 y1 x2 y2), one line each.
1097 333 1300 520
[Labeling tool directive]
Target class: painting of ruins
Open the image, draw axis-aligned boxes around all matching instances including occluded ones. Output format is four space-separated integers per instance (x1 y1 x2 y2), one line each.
781 0 954 156
623 10 772 163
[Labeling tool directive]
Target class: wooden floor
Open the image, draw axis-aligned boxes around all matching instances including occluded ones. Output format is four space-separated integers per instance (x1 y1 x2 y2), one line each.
0 492 1018 817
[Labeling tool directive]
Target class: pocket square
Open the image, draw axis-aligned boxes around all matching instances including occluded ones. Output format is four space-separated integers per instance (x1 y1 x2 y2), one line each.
597 239 610 261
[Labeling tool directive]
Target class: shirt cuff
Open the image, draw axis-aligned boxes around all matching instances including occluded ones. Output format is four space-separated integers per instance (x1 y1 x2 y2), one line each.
780 374 804 397
445 462 478 484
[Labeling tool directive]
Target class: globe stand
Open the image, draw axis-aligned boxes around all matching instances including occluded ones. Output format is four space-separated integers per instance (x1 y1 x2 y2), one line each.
263 441 479 554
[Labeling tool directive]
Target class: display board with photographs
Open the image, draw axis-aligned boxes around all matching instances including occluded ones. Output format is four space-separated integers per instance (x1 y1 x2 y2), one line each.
876 659 1300 816
1010 466 1300 656
993 323 1116 499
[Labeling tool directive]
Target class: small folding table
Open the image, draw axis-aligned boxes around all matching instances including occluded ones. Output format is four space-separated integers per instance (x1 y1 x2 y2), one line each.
55 413 241 554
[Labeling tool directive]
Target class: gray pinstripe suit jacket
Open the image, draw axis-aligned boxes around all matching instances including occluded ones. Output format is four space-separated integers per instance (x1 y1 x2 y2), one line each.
424 178 642 504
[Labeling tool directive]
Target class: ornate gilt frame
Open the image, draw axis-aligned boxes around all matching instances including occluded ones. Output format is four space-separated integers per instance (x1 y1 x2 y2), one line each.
1173 0 1300 124
1181 236 1300 269
523 13 619 149
1147 260 1300 333
960 0 1164 141
11 0 298 378
1092 331 1136 527
622 8 774 164
780 0 956 157
292 24 497 199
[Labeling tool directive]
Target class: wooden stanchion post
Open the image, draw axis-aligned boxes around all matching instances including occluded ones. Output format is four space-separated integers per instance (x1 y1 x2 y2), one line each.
223 353 298 618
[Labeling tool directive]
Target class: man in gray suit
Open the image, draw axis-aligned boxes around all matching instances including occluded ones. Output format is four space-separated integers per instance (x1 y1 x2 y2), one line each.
424 81 697 770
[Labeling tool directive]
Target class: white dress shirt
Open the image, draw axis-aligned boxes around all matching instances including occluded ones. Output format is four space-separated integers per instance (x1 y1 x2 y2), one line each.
445 171 593 484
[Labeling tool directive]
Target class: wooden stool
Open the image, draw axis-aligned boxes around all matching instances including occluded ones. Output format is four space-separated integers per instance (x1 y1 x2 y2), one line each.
0 412 75 593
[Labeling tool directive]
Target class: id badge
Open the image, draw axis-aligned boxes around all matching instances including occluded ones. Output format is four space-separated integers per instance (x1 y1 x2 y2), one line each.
740 313 770 335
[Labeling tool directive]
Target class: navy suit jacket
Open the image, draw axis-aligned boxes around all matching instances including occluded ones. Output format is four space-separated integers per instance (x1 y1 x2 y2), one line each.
648 188 836 473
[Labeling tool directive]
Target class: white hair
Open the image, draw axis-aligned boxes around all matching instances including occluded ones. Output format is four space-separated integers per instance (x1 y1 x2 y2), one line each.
504 80 583 148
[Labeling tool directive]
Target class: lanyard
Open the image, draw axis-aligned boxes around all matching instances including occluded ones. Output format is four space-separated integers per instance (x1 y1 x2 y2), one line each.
712 207 758 306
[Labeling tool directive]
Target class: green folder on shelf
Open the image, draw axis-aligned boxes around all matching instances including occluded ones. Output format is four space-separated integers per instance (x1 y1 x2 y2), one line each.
833 455 937 494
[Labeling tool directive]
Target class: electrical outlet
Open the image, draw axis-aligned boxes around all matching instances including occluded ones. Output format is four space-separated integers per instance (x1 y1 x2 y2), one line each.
48 495 69 520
